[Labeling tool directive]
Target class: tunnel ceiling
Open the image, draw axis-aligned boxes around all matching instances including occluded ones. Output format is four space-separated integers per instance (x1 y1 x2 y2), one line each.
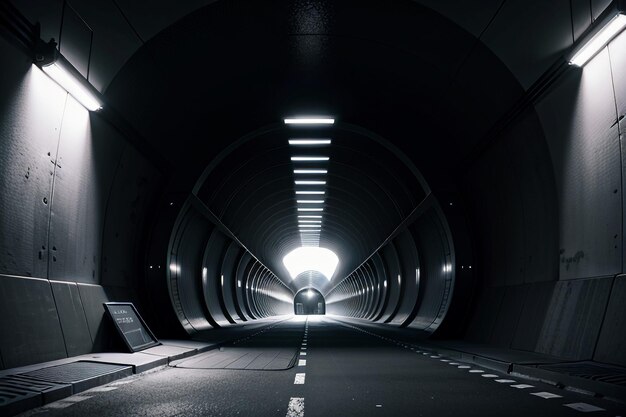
104 0 526 293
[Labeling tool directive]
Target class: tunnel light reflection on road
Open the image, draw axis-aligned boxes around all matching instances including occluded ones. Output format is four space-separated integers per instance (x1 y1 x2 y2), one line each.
283 247 339 281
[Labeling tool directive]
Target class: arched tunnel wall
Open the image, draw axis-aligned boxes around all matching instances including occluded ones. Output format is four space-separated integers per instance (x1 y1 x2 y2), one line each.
326 205 454 334
461 41 626 366
0 0 625 374
0 36 162 368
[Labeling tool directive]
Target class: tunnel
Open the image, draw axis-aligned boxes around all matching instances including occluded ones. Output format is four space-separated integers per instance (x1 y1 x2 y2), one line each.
1 0 626 415
294 288 325 315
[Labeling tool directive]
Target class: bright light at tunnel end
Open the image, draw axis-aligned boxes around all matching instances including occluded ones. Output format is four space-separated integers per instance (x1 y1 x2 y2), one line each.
283 247 339 281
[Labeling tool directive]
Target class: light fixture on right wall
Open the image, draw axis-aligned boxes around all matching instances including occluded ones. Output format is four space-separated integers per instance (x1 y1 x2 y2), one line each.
569 2 626 66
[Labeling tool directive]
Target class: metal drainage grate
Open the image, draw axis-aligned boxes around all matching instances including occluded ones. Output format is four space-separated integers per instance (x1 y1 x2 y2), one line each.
539 362 626 386
19 361 129 384
0 375 59 416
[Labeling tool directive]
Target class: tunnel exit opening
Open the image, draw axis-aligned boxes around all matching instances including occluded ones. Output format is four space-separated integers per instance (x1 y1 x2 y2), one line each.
294 288 325 315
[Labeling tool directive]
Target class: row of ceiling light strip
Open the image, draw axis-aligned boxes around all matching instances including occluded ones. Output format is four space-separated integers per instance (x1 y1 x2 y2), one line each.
285 118 334 247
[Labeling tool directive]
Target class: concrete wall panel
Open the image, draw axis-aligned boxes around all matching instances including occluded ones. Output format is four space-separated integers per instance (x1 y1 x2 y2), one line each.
489 285 528 347
537 49 621 280
0 43 67 278
464 286 505 343
76 283 111 352
48 100 124 284
0 275 66 368
535 278 612 360
511 281 556 352
50 280 93 356
593 275 626 367
101 145 161 287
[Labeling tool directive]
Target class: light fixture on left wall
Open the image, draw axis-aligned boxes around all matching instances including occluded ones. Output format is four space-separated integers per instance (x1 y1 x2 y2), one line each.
34 39 102 111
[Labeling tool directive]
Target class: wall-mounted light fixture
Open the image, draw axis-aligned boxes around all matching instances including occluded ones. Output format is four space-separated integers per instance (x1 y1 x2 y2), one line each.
34 39 102 111
569 2 626 66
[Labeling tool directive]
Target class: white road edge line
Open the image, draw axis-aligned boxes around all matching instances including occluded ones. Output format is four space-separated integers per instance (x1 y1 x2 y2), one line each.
563 403 605 412
530 392 562 399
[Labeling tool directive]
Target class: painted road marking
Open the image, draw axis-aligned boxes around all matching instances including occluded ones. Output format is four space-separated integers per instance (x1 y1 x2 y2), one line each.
88 386 119 392
563 403 605 412
495 379 516 383
286 397 305 417
45 396 92 409
458 365 471 369
298 359 307 366
440 359 450 362
530 392 562 399
469 369 484 373
300 352 307 356
481 374 498 378
510 384 534 389
294 373 306 384
448 362 460 365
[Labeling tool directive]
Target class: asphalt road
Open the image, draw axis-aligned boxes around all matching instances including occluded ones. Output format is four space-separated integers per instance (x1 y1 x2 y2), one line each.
19 316 626 417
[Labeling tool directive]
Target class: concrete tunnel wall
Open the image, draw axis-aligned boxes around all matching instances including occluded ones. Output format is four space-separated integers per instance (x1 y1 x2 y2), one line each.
0 0 626 373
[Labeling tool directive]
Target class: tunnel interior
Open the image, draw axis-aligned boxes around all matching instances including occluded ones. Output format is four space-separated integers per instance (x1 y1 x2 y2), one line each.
0 0 626 406
293 288 325 315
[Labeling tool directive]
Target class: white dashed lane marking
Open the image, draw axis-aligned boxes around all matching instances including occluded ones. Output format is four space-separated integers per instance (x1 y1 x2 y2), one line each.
298 359 306 366
294 373 306 384
286 397 305 417
510 384 535 389
300 352 307 356
563 403 605 413
530 392 563 399
339 322 622 416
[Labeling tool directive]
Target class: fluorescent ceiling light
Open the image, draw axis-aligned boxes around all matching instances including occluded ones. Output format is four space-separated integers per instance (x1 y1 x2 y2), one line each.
298 215 323 218
298 208 324 212
291 156 329 161
295 180 326 185
294 169 328 174
570 14 626 66
296 191 325 195
289 139 332 145
284 118 335 125
41 62 102 111
297 200 324 204
299 220 322 223
299 225 321 228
